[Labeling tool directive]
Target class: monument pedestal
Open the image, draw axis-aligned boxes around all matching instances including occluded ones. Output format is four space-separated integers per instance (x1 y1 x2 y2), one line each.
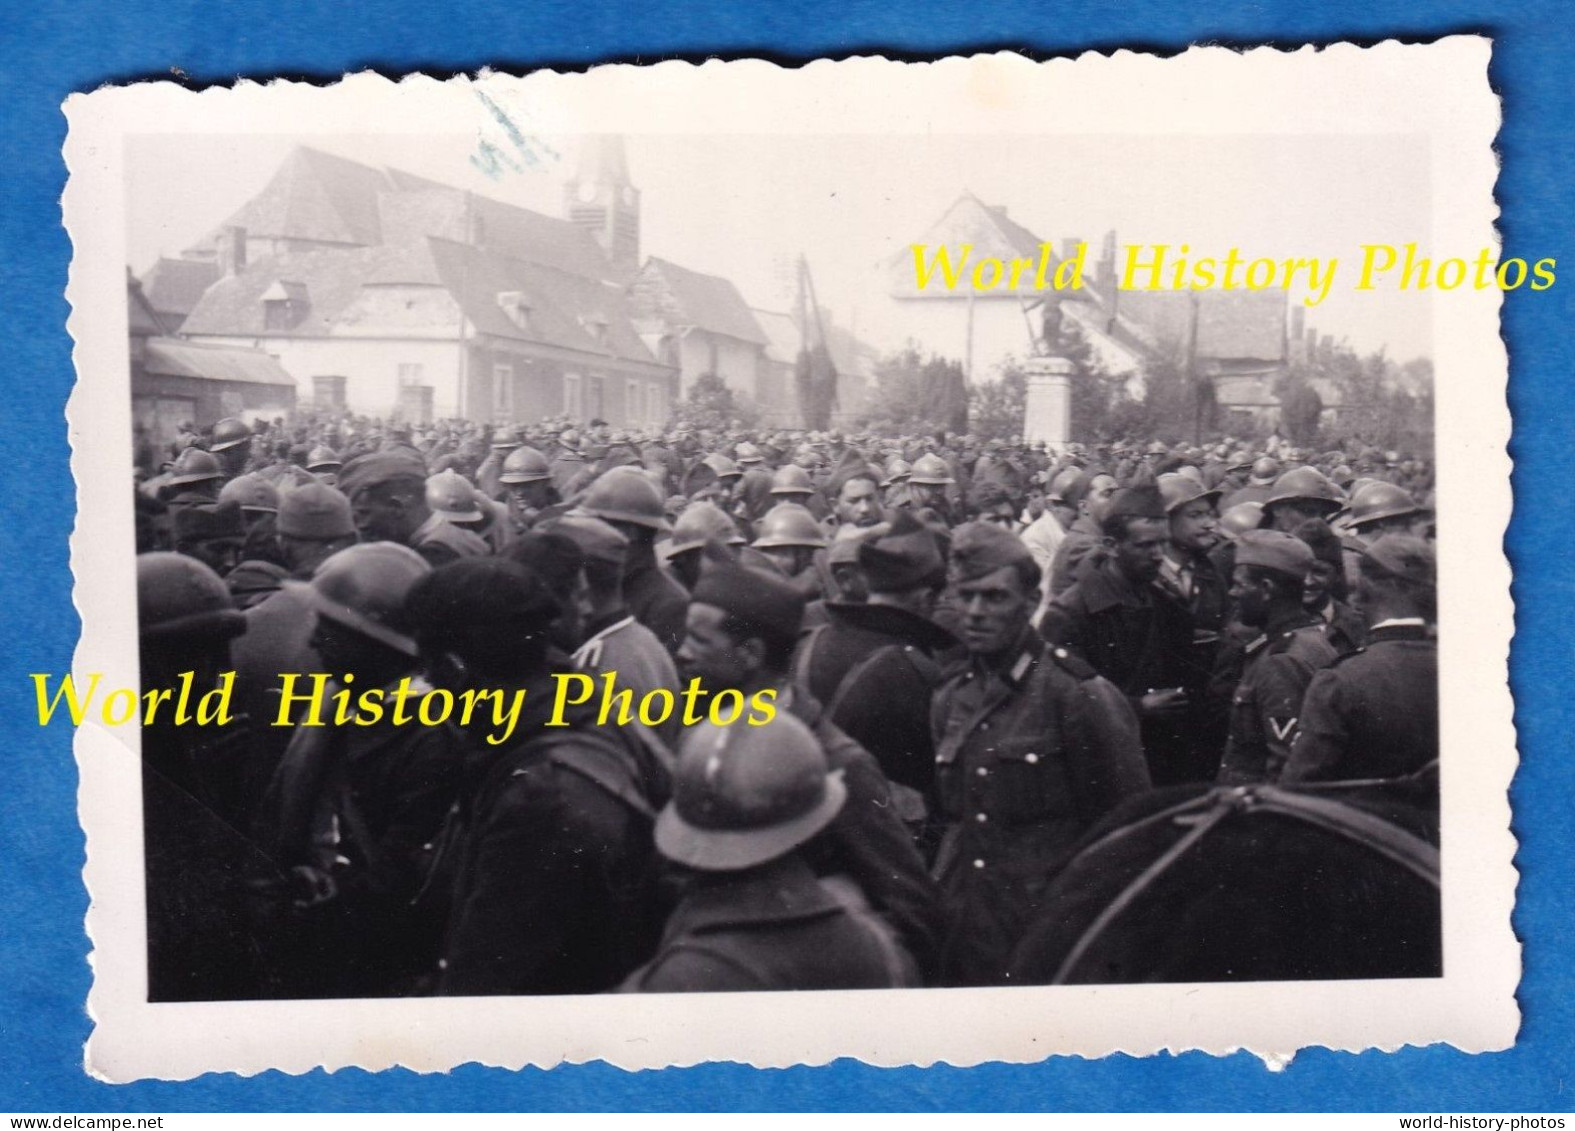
1023 356 1074 449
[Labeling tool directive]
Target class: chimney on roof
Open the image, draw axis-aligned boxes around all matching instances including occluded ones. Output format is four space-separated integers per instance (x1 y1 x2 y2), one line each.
217 226 247 277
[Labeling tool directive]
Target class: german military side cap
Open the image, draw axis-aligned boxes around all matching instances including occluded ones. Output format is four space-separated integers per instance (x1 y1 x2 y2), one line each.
950 520 1034 583
859 510 946 592
1235 529 1315 581
1361 534 1435 587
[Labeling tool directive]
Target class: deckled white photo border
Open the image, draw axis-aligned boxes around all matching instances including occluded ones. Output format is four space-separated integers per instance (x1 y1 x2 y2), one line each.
63 39 1517 1082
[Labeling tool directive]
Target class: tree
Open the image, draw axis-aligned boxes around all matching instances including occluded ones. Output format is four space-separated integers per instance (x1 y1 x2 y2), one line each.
863 346 968 434
671 371 759 430
1279 381 1325 444
968 364 1025 442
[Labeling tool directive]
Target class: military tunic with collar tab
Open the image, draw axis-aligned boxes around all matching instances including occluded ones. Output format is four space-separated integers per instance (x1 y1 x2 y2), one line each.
929 629 1149 985
1216 615 1339 785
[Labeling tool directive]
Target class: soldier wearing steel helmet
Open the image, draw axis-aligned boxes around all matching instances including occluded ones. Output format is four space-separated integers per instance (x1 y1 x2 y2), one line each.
496 445 563 534
254 543 460 996
574 466 689 655
661 500 746 591
137 552 274 1000
159 446 226 517
751 502 833 606
622 713 919 992
1219 455 1281 513
678 551 942 975
208 417 254 481
1262 466 1346 533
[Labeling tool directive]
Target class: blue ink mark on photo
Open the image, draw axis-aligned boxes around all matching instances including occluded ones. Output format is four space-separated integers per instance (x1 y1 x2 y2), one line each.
470 89 561 180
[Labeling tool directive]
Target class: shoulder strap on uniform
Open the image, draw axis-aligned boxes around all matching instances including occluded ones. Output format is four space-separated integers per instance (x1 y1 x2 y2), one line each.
1046 643 1100 681
532 732 658 822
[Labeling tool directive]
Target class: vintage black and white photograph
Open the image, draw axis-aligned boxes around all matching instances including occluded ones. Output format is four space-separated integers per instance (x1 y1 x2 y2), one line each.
65 45 1516 1079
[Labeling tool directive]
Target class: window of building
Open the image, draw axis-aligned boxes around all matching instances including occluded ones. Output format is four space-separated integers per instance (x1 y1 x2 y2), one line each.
647 381 663 425
626 379 642 424
397 363 424 386
493 362 513 417
313 375 347 410
588 376 606 422
563 373 583 419
398 384 434 425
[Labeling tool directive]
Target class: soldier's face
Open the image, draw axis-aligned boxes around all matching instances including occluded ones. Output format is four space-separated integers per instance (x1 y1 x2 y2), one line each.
350 483 416 544
837 478 882 527
955 565 1035 658
1170 498 1219 553
1229 565 1276 628
1084 475 1119 522
1113 519 1171 583
678 602 752 690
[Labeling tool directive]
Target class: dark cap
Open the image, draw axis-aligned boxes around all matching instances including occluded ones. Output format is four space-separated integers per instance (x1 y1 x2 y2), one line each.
950 521 1034 583
1360 534 1435 587
1235 529 1315 581
859 509 945 593
405 558 561 656
1104 485 1168 522
173 501 244 544
545 514 629 567
691 556 807 640
505 531 585 603
335 450 429 499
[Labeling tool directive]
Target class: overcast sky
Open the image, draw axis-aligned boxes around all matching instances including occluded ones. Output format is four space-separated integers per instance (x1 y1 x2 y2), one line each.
126 132 1435 362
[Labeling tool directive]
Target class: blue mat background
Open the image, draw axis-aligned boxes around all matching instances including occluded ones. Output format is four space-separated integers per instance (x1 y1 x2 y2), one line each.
1 0 1568 1112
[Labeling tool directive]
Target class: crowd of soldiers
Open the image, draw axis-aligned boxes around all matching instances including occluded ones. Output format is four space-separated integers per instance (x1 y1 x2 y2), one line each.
132 410 1439 999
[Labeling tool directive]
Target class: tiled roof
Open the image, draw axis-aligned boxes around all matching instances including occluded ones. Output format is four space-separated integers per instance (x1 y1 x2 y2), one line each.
636 257 767 344
142 338 296 387
139 257 221 321
211 145 393 248
181 245 399 337
127 272 169 336
426 238 657 365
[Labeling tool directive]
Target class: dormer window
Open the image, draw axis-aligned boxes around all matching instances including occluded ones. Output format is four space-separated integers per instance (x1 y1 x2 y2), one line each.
261 279 308 331
497 290 531 331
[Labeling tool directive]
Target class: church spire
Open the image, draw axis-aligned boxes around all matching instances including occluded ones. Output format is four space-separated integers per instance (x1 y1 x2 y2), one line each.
564 135 640 275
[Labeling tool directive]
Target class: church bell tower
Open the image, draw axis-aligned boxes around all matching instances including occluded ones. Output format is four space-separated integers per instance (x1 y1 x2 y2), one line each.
564 135 641 275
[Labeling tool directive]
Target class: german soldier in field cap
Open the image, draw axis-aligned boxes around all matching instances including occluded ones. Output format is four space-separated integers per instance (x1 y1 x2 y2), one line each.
1216 529 1339 784
337 450 487 568
931 521 1149 985
1282 535 1438 784
679 553 942 975
622 714 919 992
